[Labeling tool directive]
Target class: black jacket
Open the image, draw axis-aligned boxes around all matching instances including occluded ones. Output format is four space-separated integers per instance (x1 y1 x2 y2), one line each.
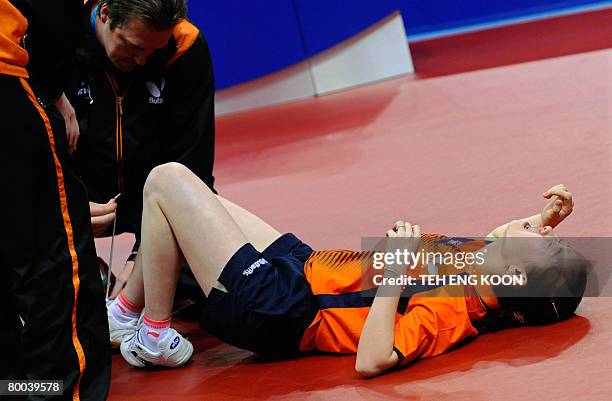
66 1 216 249
10 0 83 98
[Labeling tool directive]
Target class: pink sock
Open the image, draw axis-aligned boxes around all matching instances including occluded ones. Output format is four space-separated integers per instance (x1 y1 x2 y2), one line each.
140 314 171 350
110 292 142 324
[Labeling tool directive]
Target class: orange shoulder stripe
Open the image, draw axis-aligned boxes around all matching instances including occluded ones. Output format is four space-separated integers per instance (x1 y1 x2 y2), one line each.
166 19 200 67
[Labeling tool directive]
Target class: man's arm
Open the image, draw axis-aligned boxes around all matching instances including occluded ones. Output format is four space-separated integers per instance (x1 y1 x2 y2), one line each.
486 184 574 238
157 33 216 191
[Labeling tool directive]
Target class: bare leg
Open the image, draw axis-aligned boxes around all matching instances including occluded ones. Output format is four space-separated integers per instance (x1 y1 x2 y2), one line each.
217 196 281 251
140 163 283 320
120 164 283 320
139 196 184 320
120 198 281 313
122 251 145 306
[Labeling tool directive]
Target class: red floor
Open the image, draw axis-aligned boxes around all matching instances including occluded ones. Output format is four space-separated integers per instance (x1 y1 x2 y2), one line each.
410 8 612 78
105 10 612 401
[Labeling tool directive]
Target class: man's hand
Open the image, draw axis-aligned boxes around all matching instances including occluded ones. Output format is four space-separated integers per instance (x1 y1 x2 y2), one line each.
541 184 574 228
53 93 80 152
90 199 117 237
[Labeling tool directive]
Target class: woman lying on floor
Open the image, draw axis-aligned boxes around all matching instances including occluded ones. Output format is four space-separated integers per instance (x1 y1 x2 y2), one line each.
108 163 588 377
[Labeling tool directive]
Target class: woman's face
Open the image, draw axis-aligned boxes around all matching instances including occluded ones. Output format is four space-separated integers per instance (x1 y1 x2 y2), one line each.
505 219 556 238
501 220 559 267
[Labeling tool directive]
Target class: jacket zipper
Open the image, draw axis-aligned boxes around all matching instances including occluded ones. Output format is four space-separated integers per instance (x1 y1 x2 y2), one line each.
104 72 127 194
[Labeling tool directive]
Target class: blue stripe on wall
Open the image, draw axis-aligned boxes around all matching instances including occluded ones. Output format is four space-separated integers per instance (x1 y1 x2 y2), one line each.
407 1 612 40
401 0 611 35
189 0 610 90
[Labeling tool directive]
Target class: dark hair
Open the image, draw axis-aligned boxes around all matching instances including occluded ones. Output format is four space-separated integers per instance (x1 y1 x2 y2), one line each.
475 240 589 332
100 0 187 31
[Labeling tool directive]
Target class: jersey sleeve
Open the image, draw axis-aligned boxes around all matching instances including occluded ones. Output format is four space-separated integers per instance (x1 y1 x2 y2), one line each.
392 296 479 367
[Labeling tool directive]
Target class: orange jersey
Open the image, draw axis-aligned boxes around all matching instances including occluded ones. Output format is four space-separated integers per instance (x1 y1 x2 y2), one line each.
300 234 492 367
0 0 29 77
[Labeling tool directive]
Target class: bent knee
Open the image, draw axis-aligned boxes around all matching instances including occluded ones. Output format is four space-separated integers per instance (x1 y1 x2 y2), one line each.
144 162 192 199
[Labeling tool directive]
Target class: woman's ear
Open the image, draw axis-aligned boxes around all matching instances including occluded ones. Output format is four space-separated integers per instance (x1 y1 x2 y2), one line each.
506 264 528 286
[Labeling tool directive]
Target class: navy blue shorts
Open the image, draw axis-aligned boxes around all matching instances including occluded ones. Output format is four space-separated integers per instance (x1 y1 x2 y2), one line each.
199 234 319 358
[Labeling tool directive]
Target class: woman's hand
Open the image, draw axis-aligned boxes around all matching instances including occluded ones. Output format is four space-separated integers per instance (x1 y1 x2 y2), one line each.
541 184 574 228
386 220 422 267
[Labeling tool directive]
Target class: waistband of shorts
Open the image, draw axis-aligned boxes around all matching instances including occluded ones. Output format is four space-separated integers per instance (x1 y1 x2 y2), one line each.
261 233 310 259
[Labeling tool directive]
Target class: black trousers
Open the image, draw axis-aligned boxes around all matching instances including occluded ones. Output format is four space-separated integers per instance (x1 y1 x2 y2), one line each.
0 74 111 401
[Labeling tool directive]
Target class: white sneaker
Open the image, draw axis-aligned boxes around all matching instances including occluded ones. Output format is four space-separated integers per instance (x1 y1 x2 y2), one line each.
120 327 193 368
107 301 139 349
